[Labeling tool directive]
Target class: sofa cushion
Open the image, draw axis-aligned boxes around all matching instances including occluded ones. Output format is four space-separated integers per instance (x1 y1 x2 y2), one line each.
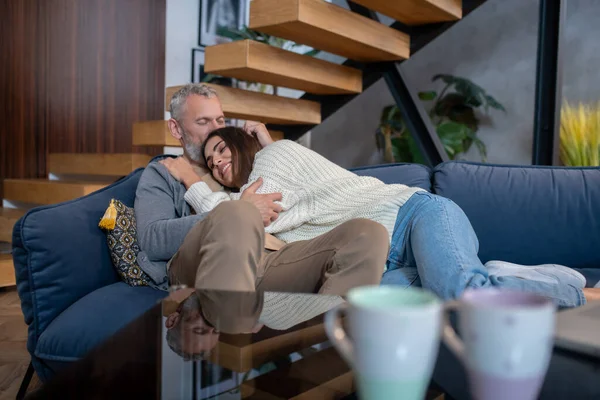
35 282 166 366
11 169 145 369
433 162 600 269
352 163 432 191
101 199 152 287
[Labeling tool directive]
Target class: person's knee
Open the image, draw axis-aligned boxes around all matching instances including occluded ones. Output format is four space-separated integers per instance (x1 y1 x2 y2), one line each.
207 201 262 228
189 201 263 246
429 196 463 218
340 218 389 259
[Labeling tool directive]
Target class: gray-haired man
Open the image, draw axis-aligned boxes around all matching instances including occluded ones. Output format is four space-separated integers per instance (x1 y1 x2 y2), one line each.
134 84 389 295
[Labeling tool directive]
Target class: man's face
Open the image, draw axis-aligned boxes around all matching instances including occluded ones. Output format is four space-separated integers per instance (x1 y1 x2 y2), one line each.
174 95 226 162
166 294 220 356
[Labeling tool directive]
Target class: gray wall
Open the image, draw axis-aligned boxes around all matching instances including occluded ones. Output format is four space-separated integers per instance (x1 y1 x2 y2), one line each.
312 0 600 167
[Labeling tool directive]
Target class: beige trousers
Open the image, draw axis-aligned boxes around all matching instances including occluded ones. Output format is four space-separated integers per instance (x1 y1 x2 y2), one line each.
168 201 389 296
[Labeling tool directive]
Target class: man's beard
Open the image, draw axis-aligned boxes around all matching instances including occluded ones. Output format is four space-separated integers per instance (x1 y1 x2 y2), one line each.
180 130 203 164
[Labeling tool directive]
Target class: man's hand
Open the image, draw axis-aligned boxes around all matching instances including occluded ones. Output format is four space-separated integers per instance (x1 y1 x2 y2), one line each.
244 121 274 148
241 178 282 226
159 157 202 189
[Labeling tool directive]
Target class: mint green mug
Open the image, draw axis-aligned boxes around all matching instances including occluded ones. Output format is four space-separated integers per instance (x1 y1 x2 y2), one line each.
325 285 442 400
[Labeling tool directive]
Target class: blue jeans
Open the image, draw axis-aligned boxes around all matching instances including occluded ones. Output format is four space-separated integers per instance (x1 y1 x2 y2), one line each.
381 192 584 307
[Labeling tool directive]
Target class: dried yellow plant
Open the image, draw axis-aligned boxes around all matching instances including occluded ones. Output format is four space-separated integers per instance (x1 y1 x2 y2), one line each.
560 101 600 166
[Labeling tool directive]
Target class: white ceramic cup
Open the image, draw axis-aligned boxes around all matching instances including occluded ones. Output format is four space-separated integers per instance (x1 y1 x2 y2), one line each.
442 288 556 400
324 285 442 400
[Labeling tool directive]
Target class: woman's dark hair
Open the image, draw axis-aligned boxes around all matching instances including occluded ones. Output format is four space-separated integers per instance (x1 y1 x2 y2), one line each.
202 127 262 190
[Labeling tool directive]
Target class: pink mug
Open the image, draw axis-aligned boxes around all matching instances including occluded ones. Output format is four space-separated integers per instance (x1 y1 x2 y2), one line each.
442 288 556 400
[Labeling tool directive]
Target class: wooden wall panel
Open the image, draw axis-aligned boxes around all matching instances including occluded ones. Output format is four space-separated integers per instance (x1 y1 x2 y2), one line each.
0 0 166 198
0 1 48 199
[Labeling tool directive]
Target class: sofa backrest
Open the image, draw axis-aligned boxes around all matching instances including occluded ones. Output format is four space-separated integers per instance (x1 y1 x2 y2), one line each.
433 162 600 269
12 169 144 355
352 163 432 191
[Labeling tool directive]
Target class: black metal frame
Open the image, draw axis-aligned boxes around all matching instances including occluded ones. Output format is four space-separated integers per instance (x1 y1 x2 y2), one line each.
532 0 565 165
16 361 34 400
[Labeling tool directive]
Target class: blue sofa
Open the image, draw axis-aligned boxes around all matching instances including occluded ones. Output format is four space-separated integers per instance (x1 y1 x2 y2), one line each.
11 161 600 384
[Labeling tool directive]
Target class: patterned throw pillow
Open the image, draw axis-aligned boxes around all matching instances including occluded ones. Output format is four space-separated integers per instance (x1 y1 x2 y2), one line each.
99 199 151 287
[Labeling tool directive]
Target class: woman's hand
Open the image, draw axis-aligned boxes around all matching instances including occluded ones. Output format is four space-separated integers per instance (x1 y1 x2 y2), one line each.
159 157 202 189
243 121 274 148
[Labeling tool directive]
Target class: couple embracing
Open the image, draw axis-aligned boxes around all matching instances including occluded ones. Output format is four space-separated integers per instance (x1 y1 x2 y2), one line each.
134 83 599 310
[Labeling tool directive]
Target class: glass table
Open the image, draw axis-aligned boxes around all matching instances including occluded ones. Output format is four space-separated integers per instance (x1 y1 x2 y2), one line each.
25 287 446 399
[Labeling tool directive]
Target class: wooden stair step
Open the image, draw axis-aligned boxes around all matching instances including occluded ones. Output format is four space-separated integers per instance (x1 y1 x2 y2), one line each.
48 153 151 177
205 40 362 95
3 179 107 205
350 0 461 26
241 347 353 400
133 121 180 147
249 0 409 62
166 84 321 125
0 208 25 243
133 121 284 147
0 255 15 288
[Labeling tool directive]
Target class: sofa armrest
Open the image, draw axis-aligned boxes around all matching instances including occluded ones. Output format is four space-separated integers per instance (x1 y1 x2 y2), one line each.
12 169 144 356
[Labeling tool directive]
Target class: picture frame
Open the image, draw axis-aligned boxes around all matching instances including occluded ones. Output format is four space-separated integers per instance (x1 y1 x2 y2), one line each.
198 0 249 47
191 47 234 88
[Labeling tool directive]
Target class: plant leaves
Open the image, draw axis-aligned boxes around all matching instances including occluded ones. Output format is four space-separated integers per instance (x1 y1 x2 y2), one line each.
434 93 466 115
484 94 506 112
437 121 471 159
418 91 437 101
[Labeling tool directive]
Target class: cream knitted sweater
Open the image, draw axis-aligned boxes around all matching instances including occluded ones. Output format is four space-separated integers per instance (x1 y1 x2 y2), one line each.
184 140 423 243
260 292 345 330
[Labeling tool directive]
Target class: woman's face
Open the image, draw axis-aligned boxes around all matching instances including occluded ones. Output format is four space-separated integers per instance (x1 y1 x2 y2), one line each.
204 135 234 187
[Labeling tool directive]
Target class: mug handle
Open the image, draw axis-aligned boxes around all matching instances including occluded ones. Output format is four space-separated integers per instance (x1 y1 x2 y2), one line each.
324 303 354 367
441 300 466 363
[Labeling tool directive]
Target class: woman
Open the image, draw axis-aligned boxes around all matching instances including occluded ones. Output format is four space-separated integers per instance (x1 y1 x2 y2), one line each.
163 126 598 307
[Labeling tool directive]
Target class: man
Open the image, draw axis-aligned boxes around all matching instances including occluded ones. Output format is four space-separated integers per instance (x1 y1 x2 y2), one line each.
134 83 389 294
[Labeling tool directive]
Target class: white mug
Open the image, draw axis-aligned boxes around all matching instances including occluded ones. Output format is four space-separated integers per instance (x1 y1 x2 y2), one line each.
442 288 556 400
325 286 442 400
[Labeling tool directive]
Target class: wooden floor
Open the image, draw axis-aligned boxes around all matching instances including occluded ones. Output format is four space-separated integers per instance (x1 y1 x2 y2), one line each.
0 287 41 400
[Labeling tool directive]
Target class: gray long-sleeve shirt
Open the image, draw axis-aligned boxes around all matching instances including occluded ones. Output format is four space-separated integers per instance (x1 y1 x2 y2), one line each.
134 159 207 289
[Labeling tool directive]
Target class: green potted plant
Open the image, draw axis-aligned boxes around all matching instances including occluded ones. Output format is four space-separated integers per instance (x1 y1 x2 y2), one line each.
376 74 506 164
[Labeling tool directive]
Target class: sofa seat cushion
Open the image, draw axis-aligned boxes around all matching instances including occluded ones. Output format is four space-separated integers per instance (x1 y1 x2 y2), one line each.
35 282 166 364
434 162 600 269
352 163 432 191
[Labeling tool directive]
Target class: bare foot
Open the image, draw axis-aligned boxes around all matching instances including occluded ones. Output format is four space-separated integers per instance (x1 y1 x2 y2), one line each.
582 288 600 302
